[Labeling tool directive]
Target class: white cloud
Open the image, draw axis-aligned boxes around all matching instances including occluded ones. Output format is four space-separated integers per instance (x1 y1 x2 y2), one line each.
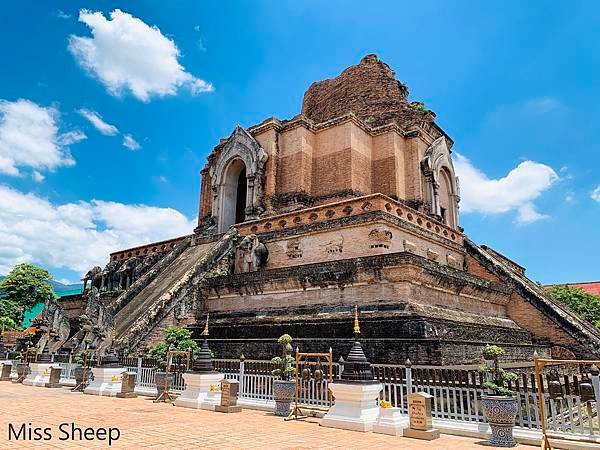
454 153 558 224
591 185 600 202
122 134 140 150
32 171 45 183
78 108 119 135
0 184 195 275
68 9 213 102
57 130 87 145
522 97 561 115
56 10 71 19
0 99 85 176
517 203 548 225
56 278 75 285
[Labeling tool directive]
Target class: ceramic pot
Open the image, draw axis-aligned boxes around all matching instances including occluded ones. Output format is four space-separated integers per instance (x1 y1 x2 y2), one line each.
273 379 295 417
481 395 518 447
74 366 92 387
154 372 174 399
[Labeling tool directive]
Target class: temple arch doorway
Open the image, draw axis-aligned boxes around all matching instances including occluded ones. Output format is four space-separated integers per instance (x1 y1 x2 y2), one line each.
219 158 248 231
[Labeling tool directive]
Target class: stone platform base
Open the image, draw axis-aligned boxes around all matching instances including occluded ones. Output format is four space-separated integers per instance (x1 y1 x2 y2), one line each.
23 363 60 387
215 405 242 413
372 408 408 436
0 362 12 381
173 372 223 411
116 392 138 398
403 428 440 440
320 382 383 432
84 367 125 397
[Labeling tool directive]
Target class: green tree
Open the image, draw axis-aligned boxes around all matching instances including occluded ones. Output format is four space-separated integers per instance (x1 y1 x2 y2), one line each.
0 263 56 325
547 285 600 329
0 316 18 331
148 326 200 370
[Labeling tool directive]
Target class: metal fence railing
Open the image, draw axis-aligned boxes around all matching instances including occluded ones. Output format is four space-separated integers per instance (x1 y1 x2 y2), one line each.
3 353 599 438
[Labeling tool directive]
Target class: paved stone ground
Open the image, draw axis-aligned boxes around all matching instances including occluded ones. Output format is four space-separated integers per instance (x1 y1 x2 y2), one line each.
0 383 536 449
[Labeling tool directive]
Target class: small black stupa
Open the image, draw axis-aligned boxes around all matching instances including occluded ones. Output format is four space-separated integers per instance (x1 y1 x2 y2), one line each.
340 306 376 383
191 315 215 373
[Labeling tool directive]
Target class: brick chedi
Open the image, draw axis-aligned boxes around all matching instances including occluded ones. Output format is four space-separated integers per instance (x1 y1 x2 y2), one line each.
62 55 600 365
302 54 432 129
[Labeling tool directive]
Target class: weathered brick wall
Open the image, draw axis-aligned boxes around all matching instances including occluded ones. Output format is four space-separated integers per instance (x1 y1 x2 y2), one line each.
506 292 580 349
465 254 502 282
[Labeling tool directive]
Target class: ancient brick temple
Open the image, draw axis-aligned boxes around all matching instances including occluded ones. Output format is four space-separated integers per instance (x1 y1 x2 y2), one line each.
57 55 600 365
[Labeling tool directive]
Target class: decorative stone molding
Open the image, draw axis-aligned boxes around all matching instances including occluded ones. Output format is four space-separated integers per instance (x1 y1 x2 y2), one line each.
368 228 392 249
403 240 417 254
446 254 462 270
323 235 344 255
209 126 268 232
236 194 463 247
426 249 439 261
286 238 303 259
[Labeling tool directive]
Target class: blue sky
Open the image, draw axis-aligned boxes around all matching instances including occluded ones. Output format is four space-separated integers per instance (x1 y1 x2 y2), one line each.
0 1 598 285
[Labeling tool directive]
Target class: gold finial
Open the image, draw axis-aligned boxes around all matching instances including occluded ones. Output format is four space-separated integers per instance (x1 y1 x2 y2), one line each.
112 327 117 341
203 314 210 337
353 305 360 336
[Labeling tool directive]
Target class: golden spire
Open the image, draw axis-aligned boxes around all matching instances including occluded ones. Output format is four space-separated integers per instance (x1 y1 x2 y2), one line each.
203 314 210 337
353 305 360 336
112 327 117 341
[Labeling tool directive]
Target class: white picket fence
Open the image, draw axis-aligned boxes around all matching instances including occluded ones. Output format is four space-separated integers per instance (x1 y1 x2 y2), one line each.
5 355 599 439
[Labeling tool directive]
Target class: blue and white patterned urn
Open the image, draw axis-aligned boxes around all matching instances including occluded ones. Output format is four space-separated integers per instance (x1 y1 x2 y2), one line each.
273 380 295 417
481 395 518 447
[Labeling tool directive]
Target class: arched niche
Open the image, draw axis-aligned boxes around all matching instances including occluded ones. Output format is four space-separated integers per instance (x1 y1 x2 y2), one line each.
220 158 248 230
210 126 268 232
420 137 460 229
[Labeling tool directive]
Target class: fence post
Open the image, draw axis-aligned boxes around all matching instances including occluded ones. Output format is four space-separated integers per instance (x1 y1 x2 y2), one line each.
591 365 600 406
405 358 413 394
239 353 245 397
338 356 344 380
137 356 143 373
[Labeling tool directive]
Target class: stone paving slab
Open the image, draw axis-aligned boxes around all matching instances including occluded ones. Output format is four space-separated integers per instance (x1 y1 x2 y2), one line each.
0 383 536 449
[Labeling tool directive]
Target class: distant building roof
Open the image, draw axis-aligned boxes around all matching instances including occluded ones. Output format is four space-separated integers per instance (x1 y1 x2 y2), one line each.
546 281 600 296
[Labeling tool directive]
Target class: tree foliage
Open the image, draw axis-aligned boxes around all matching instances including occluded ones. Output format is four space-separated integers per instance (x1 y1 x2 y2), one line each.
0 263 56 326
479 345 518 396
271 334 296 381
0 316 18 331
148 326 200 371
547 285 600 328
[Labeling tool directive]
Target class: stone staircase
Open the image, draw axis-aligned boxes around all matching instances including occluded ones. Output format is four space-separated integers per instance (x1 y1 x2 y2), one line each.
465 239 600 358
114 229 241 352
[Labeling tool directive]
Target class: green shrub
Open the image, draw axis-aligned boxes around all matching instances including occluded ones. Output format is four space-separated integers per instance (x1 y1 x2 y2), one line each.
479 345 518 396
271 334 296 381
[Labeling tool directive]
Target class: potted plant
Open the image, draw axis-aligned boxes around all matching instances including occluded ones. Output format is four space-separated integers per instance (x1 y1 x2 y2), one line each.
73 348 94 388
270 334 296 417
479 345 519 447
148 327 200 398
